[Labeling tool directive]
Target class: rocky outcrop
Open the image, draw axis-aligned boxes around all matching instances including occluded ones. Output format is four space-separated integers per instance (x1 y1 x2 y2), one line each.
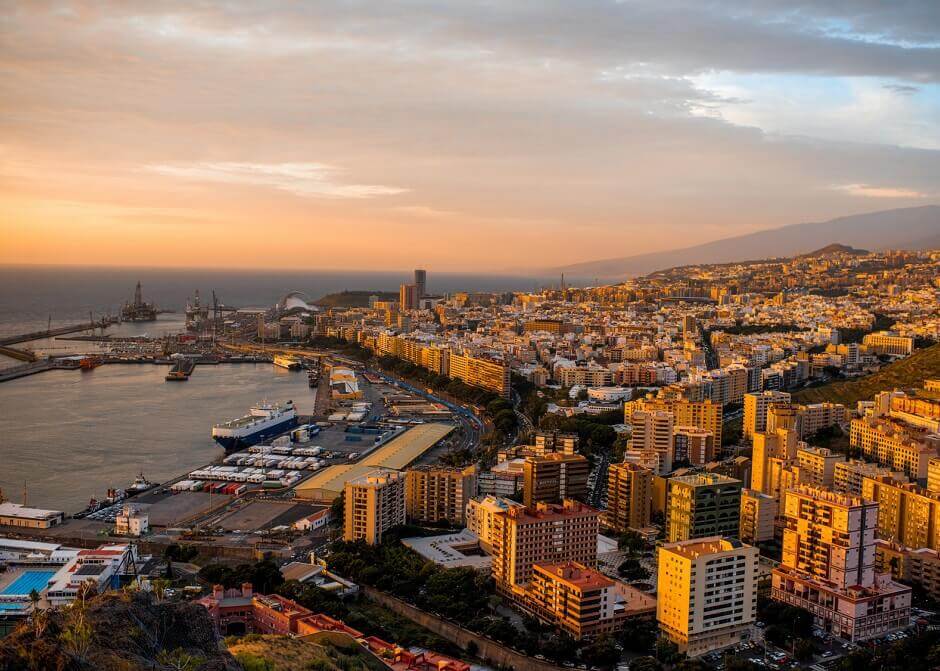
0 590 240 671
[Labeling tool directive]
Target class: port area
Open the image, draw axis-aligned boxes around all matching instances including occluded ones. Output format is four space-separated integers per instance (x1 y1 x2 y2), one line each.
2 367 474 560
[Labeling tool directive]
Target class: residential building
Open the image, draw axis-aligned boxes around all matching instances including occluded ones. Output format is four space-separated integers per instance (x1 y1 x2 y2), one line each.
344 469 406 545
739 489 777 544
522 561 655 640
490 499 599 591
771 486 911 642
666 474 743 543
604 462 653 532
796 446 845 489
861 475 940 552
448 350 511 398
626 397 723 446
628 409 674 475
523 453 590 507
743 391 791 439
862 331 914 356
405 465 477 525
834 460 907 496
673 426 715 465
849 416 938 480
657 537 758 656
465 495 523 553
114 505 149 537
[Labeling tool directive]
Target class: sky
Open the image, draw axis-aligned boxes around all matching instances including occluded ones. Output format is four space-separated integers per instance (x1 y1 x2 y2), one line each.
1 1 939 272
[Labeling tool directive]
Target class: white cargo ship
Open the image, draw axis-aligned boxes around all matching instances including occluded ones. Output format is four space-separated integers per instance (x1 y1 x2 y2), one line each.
211 400 297 452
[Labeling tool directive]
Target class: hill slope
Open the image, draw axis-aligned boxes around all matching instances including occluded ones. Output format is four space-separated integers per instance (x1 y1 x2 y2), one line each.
0 591 239 671
793 342 940 407
556 205 940 279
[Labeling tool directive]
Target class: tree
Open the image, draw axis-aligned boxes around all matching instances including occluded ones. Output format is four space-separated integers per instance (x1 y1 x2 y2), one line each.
580 635 620 668
628 656 662 671
617 558 651 582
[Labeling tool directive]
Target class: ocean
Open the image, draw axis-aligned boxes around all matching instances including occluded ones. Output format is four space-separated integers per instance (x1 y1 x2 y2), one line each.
0 265 553 512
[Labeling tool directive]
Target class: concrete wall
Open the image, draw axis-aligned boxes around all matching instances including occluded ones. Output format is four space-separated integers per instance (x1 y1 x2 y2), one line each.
362 586 566 671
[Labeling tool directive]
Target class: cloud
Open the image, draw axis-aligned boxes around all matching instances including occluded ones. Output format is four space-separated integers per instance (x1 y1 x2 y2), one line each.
883 83 920 95
832 183 929 198
144 162 406 199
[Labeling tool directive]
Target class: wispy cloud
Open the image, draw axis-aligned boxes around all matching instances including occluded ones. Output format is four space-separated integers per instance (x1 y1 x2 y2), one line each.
883 83 920 95
832 183 928 198
145 162 406 199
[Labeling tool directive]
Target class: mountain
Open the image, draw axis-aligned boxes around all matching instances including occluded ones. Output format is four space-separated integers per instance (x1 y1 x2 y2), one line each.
555 205 940 279
797 244 868 258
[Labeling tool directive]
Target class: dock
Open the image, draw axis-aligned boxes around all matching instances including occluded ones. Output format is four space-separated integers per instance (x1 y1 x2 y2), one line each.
0 318 116 347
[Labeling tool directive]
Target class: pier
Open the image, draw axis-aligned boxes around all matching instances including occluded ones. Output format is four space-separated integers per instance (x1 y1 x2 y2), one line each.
0 318 116 347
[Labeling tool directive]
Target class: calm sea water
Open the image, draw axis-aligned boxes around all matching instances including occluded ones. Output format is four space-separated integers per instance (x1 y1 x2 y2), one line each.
0 266 556 513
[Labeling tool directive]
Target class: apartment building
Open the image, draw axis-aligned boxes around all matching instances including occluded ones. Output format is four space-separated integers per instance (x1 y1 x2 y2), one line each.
674 426 715 465
405 465 478 525
749 426 799 495
850 416 938 479
739 489 777 544
861 475 940 551
522 561 655 640
523 453 590 507
490 499 599 592
743 391 791 439
626 396 724 448
666 474 743 543
862 331 914 356
657 537 758 656
534 431 579 456
449 350 511 398
771 486 911 642
796 446 845 489
627 409 674 475
465 495 524 553
557 364 613 387
834 460 907 495
604 462 653 532
874 542 940 603
344 469 406 545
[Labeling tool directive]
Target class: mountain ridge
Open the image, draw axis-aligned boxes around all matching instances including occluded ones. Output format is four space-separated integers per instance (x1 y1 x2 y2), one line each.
555 205 940 279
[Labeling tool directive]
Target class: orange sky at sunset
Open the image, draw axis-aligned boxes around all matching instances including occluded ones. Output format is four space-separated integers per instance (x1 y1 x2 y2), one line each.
2 2 938 271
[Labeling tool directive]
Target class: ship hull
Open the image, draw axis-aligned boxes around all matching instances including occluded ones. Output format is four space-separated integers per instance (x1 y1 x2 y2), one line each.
212 415 297 452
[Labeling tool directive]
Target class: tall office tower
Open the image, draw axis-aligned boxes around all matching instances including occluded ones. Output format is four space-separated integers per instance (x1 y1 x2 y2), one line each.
344 469 406 545
414 269 427 298
405 465 478 524
657 537 758 656
673 426 715 465
399 283 419 311
534 431 579 456
739 488 777 543
743 391 791 439
861 475 940 551
465 495 524 552
682 314 697 334
604 462 653 532
523 453 590 507
795 446 845 489
666 474 743 542
490 500 599 593
626 397 723 446
771 486 911 641
628 409 674 474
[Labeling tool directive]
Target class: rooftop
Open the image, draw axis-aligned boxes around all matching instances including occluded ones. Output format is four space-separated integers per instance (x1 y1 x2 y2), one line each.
660 536 750 560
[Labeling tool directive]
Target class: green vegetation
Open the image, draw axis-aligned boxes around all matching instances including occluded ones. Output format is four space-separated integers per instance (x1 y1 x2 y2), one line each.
0 590 232 671
794 341 940 405
314 290 398 308
197 559 285 593
538 408 622 452
718 323 806 336
228 633 386 671
834 630 940 671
